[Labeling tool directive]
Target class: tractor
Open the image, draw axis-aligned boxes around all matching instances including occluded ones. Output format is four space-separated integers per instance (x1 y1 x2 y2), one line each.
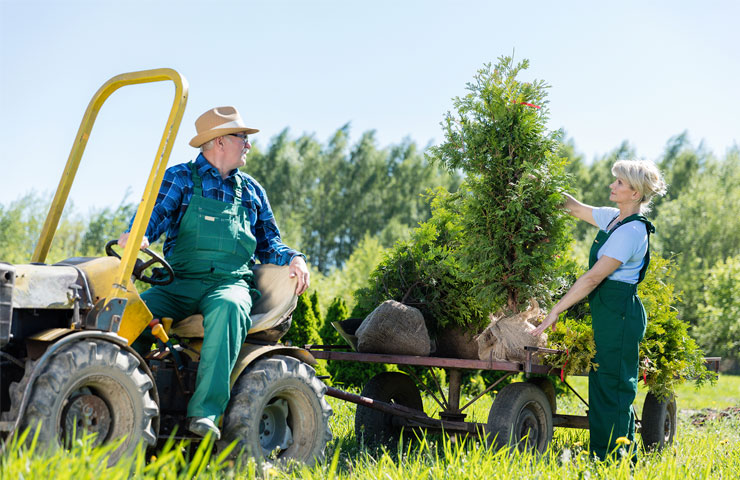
0 69 332 465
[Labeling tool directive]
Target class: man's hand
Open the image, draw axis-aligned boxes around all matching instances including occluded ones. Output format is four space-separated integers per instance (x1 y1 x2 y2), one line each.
289 256 310 295
531 311 559 337
117 232 150 250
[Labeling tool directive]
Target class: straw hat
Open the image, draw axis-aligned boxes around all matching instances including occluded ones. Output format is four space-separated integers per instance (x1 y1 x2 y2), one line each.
189 106 259 147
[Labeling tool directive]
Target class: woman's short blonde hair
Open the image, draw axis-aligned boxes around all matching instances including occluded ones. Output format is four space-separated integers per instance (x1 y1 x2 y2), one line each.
612 160 668 213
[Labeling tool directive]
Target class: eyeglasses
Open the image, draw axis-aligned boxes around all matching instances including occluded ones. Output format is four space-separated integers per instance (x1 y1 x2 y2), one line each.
228 133 249 145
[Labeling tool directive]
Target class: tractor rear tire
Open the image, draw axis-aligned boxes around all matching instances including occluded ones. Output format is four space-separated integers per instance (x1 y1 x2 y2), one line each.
486 382 553 453
641 392 677 451
20 339 158 465
220 355 332 466
354 372 423 447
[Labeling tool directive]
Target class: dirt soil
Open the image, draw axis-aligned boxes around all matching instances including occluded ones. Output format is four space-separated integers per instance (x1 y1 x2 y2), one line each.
689 406 740 426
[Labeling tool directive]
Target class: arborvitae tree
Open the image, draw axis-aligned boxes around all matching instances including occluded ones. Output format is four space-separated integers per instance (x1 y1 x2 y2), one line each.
319 297 348 345
309 290 322 327
283 293 322 348
428 56 571 314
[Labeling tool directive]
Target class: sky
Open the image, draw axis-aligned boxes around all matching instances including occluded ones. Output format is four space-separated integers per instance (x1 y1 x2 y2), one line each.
1 0 738 213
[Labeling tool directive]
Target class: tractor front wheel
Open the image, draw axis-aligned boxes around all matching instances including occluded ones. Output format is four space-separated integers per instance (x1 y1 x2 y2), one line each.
19 339 158 464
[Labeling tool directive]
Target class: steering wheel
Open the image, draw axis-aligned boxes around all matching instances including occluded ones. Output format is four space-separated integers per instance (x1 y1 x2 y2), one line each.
105 239 175 286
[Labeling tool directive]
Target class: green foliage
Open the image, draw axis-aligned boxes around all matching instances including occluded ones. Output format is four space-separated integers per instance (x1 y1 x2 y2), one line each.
319 297 349 346
695 255 740 371
283 293 322 348
545 317 599 377
545 253 714 398
654 148 740 324
80 198 137 256
0 192 139 265
310 290 322 324
352 189 487 334
428 56 571 314
243 127 460 273
309 235 387 315
656 131 712 207
5 378 740 478
638 255 715 398
0 192 87 264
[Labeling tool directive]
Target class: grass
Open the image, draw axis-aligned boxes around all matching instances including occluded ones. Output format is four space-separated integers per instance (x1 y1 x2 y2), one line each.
2 375 739 479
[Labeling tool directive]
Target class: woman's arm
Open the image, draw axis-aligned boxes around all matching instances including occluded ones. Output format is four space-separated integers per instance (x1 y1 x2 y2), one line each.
563 193 598 227
531 255 623 336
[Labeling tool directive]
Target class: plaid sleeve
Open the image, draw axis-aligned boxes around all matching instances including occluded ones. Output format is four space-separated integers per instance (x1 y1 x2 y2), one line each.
127 166 185 242
251 179 303 266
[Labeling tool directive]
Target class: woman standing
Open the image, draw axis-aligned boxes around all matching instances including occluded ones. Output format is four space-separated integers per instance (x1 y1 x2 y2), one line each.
532 160 667 460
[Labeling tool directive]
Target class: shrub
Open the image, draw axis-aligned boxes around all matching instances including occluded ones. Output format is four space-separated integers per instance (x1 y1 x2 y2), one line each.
545 253 715 398
352 189 486 335
283 293 321 348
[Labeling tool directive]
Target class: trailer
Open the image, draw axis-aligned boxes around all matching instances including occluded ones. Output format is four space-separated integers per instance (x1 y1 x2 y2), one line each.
307 331 721 453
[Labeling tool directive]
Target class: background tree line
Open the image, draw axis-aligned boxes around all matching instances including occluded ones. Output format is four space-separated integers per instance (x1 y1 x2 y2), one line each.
1 128 738 371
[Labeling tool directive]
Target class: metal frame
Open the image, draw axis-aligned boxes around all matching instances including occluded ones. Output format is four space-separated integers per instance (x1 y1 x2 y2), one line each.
309 348 723 437
309 348 585 434
31 68 189 313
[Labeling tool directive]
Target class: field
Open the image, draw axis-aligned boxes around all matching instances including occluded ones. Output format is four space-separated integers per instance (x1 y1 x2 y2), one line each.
2 374 738 479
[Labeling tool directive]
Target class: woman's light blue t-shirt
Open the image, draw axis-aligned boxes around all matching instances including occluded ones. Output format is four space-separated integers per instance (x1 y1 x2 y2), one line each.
592 207 648 284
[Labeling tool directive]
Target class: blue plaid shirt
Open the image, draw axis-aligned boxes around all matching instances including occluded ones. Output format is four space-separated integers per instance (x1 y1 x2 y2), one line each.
130 154 302 265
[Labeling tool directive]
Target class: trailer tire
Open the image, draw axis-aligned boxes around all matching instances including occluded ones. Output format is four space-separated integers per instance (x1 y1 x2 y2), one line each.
640 392 676 451
220 355 332 466
355 372 422 447
526 377 557 414
486 382 552 453
20 339 158 465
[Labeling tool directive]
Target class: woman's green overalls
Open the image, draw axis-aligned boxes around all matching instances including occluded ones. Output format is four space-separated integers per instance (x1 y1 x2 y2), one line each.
138 163 260 422
587 214 654 460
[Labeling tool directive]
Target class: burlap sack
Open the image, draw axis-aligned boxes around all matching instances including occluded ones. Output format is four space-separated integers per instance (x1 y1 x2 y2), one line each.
475 299 547 362
356 300 431 356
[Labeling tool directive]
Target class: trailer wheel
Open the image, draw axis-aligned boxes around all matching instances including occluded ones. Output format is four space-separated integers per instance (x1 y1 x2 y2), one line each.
486 382 553 453
355 372 423 447
20 339 158 464
640 392 676 451
526 377 557 414
220 355 332 466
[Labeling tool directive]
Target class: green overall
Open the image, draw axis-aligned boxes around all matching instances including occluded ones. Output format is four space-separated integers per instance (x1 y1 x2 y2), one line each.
587 213 654 460
138 163 259 422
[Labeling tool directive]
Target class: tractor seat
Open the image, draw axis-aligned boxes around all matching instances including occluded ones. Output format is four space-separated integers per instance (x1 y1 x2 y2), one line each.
169 264 298 339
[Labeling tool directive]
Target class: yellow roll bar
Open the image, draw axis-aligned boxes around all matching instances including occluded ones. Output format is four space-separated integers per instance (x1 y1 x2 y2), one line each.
31 68 189 304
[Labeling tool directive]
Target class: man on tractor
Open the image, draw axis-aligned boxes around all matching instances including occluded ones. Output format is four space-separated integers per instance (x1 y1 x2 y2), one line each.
118 106 310 440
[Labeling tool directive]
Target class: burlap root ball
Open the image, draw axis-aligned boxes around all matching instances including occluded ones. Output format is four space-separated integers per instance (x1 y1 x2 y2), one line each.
356 300 431 356
476 298 547 362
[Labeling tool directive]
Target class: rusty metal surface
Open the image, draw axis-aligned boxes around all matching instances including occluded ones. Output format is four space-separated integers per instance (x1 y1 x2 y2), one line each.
310 349 556 374
63 394 112 445
704 357 721 373
325 386 483 434
552 414 589 429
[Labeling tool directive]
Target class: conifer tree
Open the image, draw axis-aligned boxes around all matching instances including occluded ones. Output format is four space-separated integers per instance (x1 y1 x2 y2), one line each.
319 297 348 345
283 293 322 347
428 56 571 314
309 290 322 326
